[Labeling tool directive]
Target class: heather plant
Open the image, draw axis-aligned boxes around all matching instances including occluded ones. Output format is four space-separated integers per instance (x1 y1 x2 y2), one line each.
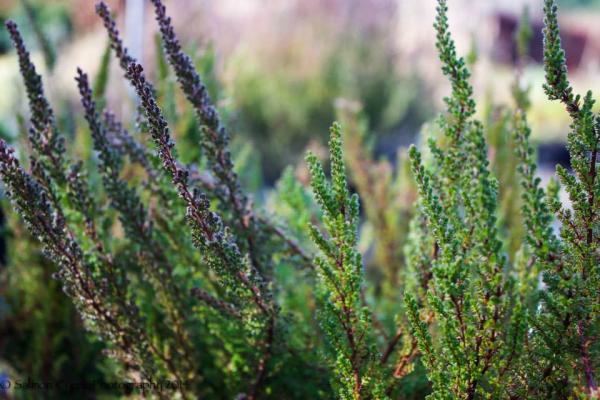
405 2 520 397
0 11 115 397
511 0 599 396
1 0 600 399
0 208 112 399
2 0 422 396
2 1 319 397
405 0 599 398
306 122 385 398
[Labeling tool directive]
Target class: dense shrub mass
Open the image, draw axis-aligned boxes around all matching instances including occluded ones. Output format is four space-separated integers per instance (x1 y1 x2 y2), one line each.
0 0 598 399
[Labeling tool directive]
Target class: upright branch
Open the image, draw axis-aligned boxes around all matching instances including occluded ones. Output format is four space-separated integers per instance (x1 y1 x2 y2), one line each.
75 69 160 267
5 21 107 253
94 2 135 76
434 0 475 132
307 123 387 400
76 68 203 385
148 0 243 212
542 0 580 118
126 62 277 399
5 22 108 253
513 1 600 396
5 20 65 183
147 0 274 278
513 110 560 267
406 1 516 398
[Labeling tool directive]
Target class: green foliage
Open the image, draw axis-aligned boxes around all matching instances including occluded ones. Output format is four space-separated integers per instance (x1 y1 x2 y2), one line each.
0 0 599 399
336 102 415 300
404 0 599 398
22 0 55 70
0 207 113 399
510 0 600 396
93 41 111 103
515 6 533 63
307 123 387 399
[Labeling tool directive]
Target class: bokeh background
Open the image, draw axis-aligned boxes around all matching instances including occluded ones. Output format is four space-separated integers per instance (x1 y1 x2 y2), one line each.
2 0 599 181
0 0 599 397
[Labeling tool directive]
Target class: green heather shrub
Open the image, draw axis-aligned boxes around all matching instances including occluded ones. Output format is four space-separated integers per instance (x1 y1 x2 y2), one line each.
0 0 598 399
405 1 599 398
0 209 112 398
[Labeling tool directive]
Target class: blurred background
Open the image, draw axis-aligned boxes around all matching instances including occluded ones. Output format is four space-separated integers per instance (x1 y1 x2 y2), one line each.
1 0 598 182
0 0 599 397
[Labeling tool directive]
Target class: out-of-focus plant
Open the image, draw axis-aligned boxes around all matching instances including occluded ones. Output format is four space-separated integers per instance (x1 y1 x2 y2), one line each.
336 100 415 306
483 6 533 262
0 0 71 59
226 0 431 182
558 0 600 8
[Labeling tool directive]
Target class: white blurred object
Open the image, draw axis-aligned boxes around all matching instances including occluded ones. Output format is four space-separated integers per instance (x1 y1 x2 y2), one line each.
124 0 144 110
125 0 145 63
